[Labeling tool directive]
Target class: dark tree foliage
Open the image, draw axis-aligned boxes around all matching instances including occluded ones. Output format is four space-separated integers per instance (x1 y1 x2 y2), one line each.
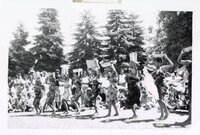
156 11 192 65
104 10 145 71
31 8 65 72
69 11 101 70
9 23 34 77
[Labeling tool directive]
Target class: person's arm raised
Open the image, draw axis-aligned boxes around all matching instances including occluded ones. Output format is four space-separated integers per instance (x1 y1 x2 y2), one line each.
177 46 192 66
160 54 174 72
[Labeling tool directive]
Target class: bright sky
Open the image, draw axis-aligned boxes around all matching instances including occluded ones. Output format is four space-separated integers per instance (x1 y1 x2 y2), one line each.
1 0 159 55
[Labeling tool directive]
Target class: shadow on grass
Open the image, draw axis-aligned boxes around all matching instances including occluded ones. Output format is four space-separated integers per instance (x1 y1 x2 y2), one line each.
153 121 190 128
101 117 155 124
169 110 188 116
9 113 51 117
75 114 94 120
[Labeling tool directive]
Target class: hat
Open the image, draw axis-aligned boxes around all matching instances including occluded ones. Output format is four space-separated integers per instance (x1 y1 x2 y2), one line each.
87 87 92 91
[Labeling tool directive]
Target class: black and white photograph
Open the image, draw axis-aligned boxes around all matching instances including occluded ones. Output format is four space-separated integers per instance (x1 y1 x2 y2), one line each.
1 0 200 134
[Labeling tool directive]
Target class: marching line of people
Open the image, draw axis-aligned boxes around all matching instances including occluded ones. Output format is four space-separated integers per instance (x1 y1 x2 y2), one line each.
8 47 192 124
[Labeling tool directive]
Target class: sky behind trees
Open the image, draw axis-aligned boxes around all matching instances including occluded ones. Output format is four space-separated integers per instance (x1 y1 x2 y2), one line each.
4 1 159 55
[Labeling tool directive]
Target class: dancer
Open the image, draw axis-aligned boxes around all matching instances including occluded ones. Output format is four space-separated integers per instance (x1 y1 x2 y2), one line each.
54 69 61 111
33 76 43 114
106 64 119 117
89 79 101 115
151 53 174 120
176 46 192 125
43 75 56 116
106 77 119 116
125 61 141 118
61 74 72 115
71 81 82 114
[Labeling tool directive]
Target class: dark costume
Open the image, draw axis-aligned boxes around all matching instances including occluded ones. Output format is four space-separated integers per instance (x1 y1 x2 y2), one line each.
152 71 168 99
125 75 141 106
46 84 56 105
89 80 101 106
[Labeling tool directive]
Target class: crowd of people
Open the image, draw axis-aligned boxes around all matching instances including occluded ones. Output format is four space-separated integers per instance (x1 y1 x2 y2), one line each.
8 46 192 124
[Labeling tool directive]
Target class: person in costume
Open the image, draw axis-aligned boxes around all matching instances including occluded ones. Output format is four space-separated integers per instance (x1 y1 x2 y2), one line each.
176 46 192 125
42 75 56 116
71 81 82 114
150 53 174 120
61 74 72 115
125 61 141 118
33 76 43 114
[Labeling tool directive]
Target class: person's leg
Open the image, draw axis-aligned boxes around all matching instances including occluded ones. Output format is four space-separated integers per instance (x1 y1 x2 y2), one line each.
62 99 69 113
162 101 169 119
113 101 119 116
49 104 56 116
38 105 42 114
106 101 112 116
94 99 98 114
37 98 42 114
157 100 164 120
33 99 38 114
34 105 38 114
42 102 47 112
25 105 28 112
131 104 137 118
73 101 80 114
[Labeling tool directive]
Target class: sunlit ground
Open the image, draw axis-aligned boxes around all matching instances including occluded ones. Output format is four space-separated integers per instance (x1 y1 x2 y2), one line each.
8 107 190 129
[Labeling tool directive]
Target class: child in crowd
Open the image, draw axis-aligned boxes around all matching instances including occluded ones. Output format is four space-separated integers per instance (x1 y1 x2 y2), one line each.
8 92 15 112
83 88 92 107
13 94 25 112
25 93 34 112
14 73 24 99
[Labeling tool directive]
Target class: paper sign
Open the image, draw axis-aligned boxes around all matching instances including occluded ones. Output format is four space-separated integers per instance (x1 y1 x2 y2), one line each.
86 59 99 69
129 52 137 62
100 60 116 67
61 64 69 75
73 68 83 73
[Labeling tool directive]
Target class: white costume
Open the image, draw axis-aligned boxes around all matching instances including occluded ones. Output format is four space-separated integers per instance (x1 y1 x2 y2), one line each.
142 67 159 100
